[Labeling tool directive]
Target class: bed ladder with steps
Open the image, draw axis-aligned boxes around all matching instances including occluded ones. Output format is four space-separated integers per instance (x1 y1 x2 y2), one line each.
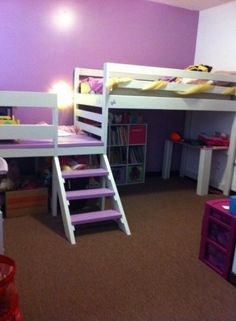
53 154 131 244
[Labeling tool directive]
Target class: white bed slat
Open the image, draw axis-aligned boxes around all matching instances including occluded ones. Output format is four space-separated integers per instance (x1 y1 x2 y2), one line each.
74 68 103 78
104 63 236 83
76 110 102 123
78 122 102 137
76 93 102 107
57 145 105 156
0 91 57 107
107 95 236 111
0 125 56 140
0 149 56 158
116 80 233 96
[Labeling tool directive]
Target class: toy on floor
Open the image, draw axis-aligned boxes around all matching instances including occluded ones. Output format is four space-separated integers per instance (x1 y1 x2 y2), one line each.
0 115 20 125
0 177 14 192
170 131 183 142
0 159 21 192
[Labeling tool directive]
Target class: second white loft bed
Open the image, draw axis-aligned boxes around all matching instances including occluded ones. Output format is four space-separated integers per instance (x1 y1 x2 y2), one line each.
0 90 131 245
74 62 236 196
0 90 106 158
0 90 107 222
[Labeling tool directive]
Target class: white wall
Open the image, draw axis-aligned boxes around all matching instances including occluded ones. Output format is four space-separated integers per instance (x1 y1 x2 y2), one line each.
195 1 236 70
183 1 236 191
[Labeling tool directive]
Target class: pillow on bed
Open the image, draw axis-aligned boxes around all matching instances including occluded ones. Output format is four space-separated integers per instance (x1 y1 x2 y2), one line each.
80 77 103 94
58 125 80 136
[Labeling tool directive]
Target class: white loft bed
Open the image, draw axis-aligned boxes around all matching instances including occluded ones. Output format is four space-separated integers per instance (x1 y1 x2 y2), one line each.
1 66 236 245
0 90 108 225
74 62 236 196
0 90 129 245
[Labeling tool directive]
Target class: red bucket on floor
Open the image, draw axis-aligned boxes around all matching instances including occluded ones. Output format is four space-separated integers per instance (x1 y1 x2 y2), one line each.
0 255 22 321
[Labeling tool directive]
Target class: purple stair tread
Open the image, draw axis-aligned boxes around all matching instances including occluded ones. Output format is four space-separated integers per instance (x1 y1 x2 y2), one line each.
62 168 108 179
66 188 115 200
71 209 122 225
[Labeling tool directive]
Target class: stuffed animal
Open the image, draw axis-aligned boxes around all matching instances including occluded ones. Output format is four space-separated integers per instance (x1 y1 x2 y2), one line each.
0 115 20 125
108 112 114 124
185 64 212 73
37 158 52 186
60 156 88 172
113 114 123 124
176 64 213 84
0 160 21 191
0 177 15 191
8 160 21 182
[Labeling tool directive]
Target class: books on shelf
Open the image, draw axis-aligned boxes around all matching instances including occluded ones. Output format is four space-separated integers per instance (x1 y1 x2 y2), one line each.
108 115 147 185
109 147 127 165
109 126 128 145
129 146 144 164
112 166 126 185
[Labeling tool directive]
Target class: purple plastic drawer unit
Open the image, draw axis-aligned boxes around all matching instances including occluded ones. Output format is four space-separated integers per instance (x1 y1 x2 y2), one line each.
199 199 236 279
206 199 232 225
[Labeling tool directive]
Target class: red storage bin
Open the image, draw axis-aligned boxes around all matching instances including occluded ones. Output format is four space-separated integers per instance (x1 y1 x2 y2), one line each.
129 125 146 145
0 255 22 321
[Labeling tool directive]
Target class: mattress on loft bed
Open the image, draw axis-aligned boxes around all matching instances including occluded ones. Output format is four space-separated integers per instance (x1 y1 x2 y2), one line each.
0 129 103 149
58 131 103 147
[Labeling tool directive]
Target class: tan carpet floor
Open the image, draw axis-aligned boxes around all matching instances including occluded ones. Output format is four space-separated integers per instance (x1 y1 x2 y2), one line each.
3 176 236 321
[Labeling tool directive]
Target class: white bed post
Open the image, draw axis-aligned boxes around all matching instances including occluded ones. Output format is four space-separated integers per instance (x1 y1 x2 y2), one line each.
98 63 111 211
180 111 193 177
197 148 213 196
51 158 58 216
223 114 236 195
73 68 79 127
102 63 131 235
162 140 173 179
51 94 58 216
102 63 110 152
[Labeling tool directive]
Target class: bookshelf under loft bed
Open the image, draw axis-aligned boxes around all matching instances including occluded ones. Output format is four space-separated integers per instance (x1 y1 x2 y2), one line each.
107 118 147 185
74 62 236 196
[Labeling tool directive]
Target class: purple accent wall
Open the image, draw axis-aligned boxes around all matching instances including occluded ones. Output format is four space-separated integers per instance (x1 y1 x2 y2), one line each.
0 0 199 171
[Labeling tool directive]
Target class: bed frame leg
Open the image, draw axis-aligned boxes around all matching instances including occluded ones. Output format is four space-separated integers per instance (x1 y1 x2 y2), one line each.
223 115 236 196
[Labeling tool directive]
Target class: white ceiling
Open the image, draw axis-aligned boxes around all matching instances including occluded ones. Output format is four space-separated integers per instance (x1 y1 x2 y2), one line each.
148 0 234 11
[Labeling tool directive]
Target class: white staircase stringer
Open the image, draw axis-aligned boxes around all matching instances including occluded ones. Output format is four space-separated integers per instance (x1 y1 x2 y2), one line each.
101 154 131 235
53 157 76 244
